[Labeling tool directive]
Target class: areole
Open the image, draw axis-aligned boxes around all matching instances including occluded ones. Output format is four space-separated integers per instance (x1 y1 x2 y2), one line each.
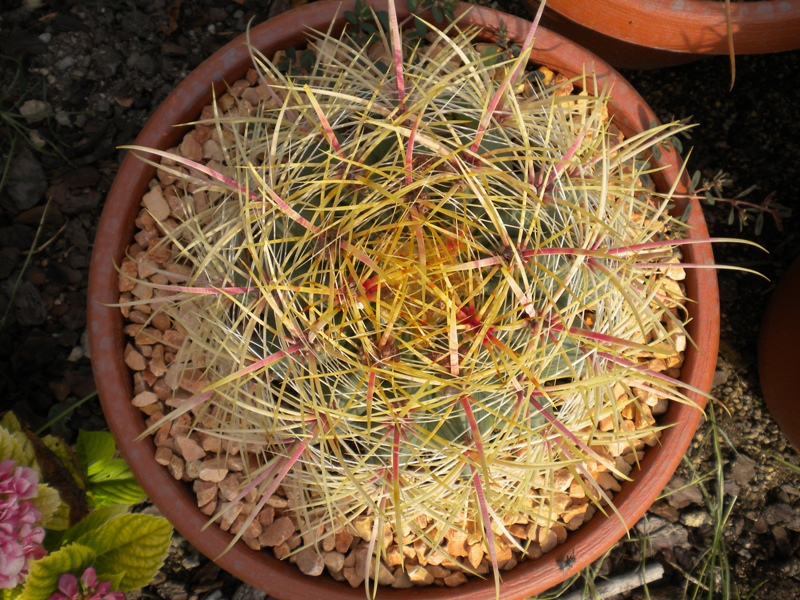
86 2 720 598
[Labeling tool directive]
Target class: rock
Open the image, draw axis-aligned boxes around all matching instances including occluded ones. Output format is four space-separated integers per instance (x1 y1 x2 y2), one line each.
391 570 414 588
232 584 267 600
322 550 345 572
18 99 51 123
663 476 704 509
648 502 680 523
343 566 365 588
407 565 434 585
6 280 47 326
294 547 325 576
444 571 468 587
259 516 294 547
774 525 792 557
634 515 691 554
198 457 228 482
175 436 206 462
142 186 171 221
731 455 757 486
7 147 47 211
132 391 159 407
680 510 713 528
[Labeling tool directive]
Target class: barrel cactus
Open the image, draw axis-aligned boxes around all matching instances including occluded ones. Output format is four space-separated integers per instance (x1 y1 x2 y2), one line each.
125 1 699 593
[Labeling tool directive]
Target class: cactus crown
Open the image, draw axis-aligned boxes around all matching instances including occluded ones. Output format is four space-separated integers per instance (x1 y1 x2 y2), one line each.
128 3 697 594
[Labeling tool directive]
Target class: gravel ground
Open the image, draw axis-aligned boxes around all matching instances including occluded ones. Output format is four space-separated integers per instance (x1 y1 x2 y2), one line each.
1 1 799 599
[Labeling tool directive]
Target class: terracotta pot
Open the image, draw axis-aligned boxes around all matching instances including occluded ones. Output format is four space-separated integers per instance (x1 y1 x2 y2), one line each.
87 2 720 598
758 255 800 453
525 0 800 69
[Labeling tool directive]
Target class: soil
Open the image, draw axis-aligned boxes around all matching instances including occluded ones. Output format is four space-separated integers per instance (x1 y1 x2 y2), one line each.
1 1 799 599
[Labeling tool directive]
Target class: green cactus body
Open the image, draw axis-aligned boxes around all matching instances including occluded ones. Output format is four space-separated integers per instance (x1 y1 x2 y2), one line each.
128 8 693 592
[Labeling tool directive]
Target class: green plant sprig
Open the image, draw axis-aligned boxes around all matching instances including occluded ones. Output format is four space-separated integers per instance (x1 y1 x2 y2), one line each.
123 2 713 596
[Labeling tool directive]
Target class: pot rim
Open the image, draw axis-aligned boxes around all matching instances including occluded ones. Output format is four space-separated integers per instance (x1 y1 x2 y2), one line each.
87 2 720 598
539 0 800 56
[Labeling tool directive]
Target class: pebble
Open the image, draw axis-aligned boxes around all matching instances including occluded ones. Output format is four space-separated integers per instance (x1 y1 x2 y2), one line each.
259 516 294 547
680 510 713 528
142 186 171 221
293 547 325 576
19 99 51 123
7 147 47 211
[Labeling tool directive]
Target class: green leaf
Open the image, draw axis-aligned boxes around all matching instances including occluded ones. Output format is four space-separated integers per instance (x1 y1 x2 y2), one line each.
1 587 22 600
344 10 358 25
414 16 427 39
76 432 145 507
20 543 97 600
88 477 147 508
431 4 444 23
407 0 418 13
95 572 125 591
680 202 693 224
75 430 116 477
32 483 65 529
690 170 701 193
60 505 129 547
651 145 661 161
1 411 23 433
75 514 172 590
755 212 764 235
704 191 715 206
0 426 29 466
727 207 736 226
376 11 389 31
734 183 758 199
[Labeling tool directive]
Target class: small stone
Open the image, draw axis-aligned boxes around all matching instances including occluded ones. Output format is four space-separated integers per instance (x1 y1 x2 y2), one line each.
664 477 703 508
539 527 558 553
193 480 217 507
167 455 184 480
343 566 365 588
132 391 159 407
444 571 468 587
391 570 413 588
407 565 434 585
322 551 345 572
19 99 51 123
154 447 172 466
258 516 294 547
634 516 691 554
335 530 354 553
354 515 373 541
681 510 713 528
180 132 204 162
467 542 483 569
142 186 171 221
731 455 757 486
294 547 325 576
123 344 146 371
231 584 267 600
198 458 228 482
175 436 206 462
218 473 241 501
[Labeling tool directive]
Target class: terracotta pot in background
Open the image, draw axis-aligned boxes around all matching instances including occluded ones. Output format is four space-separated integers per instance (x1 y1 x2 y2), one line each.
525 0 800 69
87 2 720 598
759 255 800 453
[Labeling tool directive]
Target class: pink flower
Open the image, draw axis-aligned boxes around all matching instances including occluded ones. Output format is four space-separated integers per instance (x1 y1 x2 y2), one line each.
48 568 123 600
0 459 47 589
